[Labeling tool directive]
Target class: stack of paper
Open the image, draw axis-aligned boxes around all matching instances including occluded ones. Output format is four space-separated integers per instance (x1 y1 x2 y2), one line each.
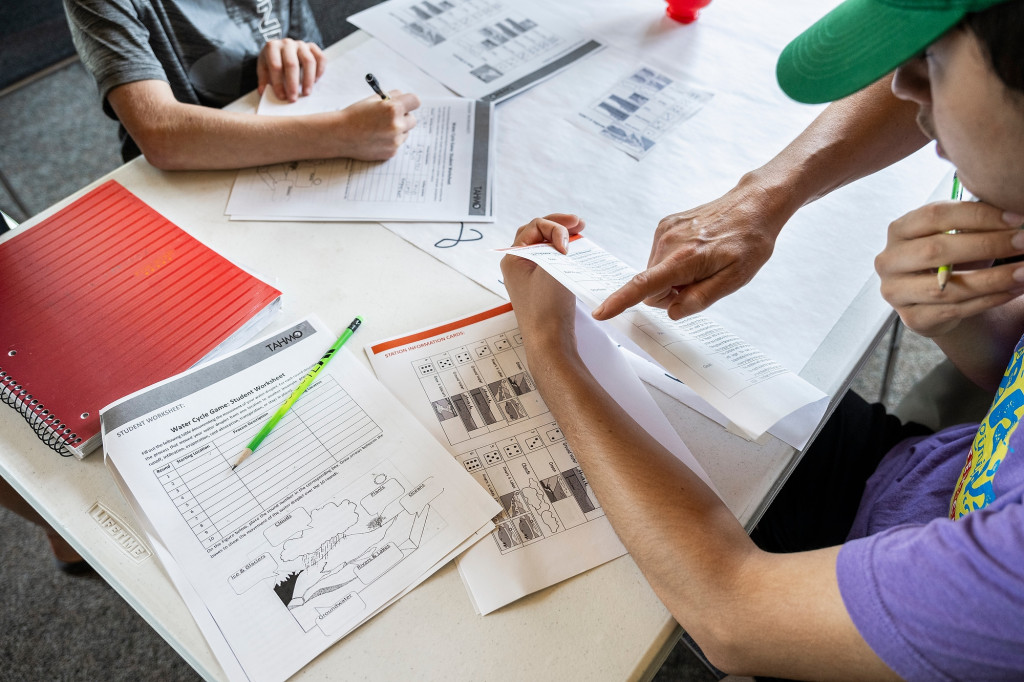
100 316 499 682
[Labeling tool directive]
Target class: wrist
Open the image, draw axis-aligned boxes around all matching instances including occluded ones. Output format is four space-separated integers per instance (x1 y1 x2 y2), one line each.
732 168 803 239
521 325 583 375
288 110 352 160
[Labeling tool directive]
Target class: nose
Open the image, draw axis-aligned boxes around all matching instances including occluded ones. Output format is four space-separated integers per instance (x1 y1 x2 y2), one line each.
891 56 931 104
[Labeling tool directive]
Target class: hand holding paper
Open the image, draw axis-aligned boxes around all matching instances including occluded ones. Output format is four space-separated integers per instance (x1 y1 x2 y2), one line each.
501 234 825 438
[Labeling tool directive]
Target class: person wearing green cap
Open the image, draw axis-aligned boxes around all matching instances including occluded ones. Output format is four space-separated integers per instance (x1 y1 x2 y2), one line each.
500 0 1024 679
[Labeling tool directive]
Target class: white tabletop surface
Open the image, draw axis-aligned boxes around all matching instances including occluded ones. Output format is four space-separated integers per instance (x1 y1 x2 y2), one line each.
0 0 939 678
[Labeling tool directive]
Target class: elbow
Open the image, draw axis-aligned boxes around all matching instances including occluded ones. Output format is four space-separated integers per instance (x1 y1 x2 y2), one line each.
133 131 190 171
684 619 756 676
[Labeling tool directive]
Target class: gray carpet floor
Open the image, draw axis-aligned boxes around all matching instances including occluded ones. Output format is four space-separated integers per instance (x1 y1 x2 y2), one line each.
0 56 949 682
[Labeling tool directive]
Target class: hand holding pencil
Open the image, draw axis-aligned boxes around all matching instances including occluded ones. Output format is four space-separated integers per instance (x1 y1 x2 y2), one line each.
875 191 1024 339
232 317 363 470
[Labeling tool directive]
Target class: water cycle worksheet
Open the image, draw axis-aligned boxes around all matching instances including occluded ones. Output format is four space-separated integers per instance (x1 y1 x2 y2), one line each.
367 303 712 614
227 97 493 223
226 40 493 223
101 317 499 682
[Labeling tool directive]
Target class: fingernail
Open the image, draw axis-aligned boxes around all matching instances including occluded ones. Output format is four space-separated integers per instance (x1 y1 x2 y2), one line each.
592 304 604 318
1013 232 1024 250
1014 267 1024 283
561 235 569 252
1003 211 1024 227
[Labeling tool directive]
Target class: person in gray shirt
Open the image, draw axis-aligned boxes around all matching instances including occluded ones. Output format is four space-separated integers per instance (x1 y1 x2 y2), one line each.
64 0 420 168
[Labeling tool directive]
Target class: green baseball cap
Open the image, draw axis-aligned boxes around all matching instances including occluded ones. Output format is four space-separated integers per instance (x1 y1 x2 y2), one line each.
777 0 1008 104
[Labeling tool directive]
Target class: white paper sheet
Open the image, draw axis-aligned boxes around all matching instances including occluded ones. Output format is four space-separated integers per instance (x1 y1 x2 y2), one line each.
226 96 494 222
366 302 712 614
257 38 455 116
623 349 829 450
571 63 713 160
349 0 603 102
226 39 493 223
382 4 952 377
100 317 499 682
502 236 826 438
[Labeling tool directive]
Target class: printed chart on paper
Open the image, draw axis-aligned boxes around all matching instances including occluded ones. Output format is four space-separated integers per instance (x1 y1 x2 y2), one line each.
407 326 605 554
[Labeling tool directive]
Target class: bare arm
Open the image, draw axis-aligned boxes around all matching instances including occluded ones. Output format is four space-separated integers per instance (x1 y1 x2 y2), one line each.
593 75 931 321
108 80 420 170
500 232 897 679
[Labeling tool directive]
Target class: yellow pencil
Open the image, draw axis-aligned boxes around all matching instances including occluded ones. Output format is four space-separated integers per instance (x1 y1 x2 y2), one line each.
937 172 963 291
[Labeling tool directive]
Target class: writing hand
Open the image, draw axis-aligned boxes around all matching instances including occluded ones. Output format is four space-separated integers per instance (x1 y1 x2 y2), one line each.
257 38 326 102
335 92 422 161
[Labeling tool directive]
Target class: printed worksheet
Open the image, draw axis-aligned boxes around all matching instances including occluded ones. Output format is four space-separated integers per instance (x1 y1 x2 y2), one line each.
571 65 713 160
101 317 499 682
501 237 826 438
226 96 493 222
349 0 602 102
367 303 713 614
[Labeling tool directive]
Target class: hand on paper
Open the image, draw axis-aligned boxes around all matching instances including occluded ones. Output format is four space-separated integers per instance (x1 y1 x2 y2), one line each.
257 38 327 101
501 219 580 356
875 200 1024 338
336 93 422 161
592 185 783 322
511 213 586 252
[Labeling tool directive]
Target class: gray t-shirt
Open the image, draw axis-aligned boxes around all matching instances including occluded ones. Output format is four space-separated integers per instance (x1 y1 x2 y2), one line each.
64 0 321 157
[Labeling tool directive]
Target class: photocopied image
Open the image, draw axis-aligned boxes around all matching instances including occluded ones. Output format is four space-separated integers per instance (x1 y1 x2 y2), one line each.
573 65 713 159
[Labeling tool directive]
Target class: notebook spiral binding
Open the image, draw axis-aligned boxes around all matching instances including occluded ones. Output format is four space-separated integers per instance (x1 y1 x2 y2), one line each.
0 366 78 457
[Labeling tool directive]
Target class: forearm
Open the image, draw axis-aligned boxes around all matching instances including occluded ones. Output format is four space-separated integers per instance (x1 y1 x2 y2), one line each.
524 331 755 638
742 76 929 230
118 98 352 170
107 80 419 170
525 335 895 678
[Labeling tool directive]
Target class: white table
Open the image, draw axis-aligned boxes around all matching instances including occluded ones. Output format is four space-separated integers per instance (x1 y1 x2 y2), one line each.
0 1 938 678
0 154 896 682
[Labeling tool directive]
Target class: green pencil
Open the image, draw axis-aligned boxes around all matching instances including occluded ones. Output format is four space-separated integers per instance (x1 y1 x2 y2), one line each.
937 172 963 291
232 317 363 470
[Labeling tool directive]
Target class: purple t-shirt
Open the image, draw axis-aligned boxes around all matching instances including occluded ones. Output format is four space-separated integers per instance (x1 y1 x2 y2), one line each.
837 340 1024 680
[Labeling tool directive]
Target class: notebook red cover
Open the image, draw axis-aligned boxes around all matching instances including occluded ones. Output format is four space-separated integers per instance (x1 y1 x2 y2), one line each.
0 180 282 458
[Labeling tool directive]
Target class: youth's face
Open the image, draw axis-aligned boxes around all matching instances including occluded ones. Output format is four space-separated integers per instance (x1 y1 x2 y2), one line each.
892 26 1024 213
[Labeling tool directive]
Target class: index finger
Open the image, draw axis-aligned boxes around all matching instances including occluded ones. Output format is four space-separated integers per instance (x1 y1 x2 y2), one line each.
312 43 326 82
899 200 1024 240
591 260 682 320
512 214 585 252
262 46 287 101
298 43 320 96
389 92 422 113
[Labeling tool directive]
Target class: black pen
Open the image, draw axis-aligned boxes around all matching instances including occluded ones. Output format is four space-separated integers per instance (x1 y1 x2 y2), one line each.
365 73 390 100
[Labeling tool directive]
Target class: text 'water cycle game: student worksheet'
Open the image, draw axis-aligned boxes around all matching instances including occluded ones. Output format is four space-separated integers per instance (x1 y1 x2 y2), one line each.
100 317 498 682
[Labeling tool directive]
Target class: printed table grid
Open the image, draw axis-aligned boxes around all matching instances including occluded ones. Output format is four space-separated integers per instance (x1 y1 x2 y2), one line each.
155 375 382 551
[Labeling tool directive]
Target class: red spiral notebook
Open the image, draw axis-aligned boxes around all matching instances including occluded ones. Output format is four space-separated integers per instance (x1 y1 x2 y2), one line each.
0 180 282 458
